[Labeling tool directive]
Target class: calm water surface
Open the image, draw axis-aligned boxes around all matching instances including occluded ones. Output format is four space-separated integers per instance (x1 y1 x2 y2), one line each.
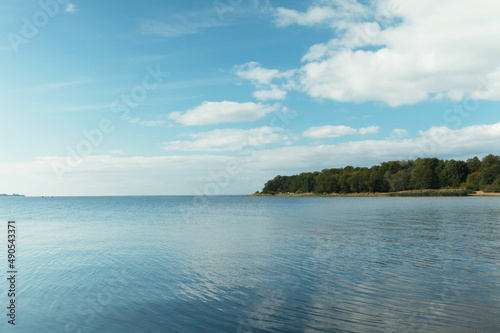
0 196 499 332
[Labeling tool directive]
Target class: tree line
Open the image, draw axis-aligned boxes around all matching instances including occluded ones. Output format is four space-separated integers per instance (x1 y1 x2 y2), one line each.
259 155 500 195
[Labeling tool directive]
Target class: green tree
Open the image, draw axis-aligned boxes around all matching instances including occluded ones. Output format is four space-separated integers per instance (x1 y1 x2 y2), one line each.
258 155 497 195
414 158 440 188
262 175 285 194
483 175 500 192
349 171 361 193
440 160 469 187
358 168 371 193
297 173 315 193
481 165 500 185
481 154 500 168
315 171 340 193
464 172 483 191
479 155 500 185
285 175 300 193
411 165 435 189
339 173 352 193
389 169 411 192
367 167 380 193
466 156 481 173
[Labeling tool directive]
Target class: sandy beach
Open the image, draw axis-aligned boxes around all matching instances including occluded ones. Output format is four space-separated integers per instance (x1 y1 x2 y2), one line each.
472 191 500 196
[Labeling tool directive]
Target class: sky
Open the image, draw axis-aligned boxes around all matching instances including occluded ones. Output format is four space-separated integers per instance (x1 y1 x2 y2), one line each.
1 0 500 196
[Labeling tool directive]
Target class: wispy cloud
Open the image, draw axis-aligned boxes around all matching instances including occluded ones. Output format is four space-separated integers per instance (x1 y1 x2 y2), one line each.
125 117 140 124
140 17 221 38
274 1 371 28
390 129 409 139
253 86 287 101
275 6 338 27
235 62 296 101
65 3 78 13
163 127 291 152
140 120 166 127
235 62 283 85
125 54 171 63
159 77 236 90
303 125 380 138
55 103 115 112
37 79 90 91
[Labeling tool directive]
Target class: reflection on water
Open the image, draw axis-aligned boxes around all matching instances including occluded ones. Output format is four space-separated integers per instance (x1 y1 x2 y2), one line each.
0 196 499 332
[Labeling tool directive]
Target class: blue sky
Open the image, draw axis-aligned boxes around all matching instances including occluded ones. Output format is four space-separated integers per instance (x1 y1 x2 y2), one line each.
1 0 500 196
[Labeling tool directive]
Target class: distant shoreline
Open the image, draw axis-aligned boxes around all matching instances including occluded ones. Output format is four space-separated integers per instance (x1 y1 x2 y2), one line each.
249 190 500 197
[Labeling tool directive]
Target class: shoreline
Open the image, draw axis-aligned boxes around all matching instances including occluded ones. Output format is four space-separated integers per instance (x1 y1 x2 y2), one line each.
470 191 500 196
250 190 500 197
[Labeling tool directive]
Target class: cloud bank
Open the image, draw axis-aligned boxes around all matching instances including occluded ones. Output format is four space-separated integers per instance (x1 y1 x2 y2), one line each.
239 0 500 106
2 122 500 196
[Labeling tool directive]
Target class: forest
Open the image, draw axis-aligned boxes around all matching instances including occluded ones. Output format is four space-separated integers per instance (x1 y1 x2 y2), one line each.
259 155 500 195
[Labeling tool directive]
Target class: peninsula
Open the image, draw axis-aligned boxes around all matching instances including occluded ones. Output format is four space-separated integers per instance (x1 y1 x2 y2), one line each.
254 155 500 197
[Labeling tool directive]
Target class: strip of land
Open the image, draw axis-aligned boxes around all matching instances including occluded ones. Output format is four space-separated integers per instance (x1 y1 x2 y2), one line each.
258 156 500 196
250 190 500 197
471 191 500 196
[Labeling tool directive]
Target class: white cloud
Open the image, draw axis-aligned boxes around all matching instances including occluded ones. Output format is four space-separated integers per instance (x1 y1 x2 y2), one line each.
125 117 140 124
358 125 380 135
235 62 296 100
53 104 115 112
168 101 279 126
140 20 195 38
65 3 78 13
2 123 500 196
140 17 220 38
271 0 500 106
304 125 356 138
38 79 89 91
275 6 337 27
249 122 500 172
125 54 170 63
390 129 408 139
140 120 166 127
303 125 380 138
235 62 282 85
163 127 290 152
252 86 287 100
274 1 370 28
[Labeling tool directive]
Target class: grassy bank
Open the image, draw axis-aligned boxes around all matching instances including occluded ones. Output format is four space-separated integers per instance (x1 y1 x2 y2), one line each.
386 189 470 197
249 192 386 197
250 189 475 197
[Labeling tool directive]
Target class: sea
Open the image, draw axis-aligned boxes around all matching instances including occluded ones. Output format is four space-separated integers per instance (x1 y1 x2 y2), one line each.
0 196 499 332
